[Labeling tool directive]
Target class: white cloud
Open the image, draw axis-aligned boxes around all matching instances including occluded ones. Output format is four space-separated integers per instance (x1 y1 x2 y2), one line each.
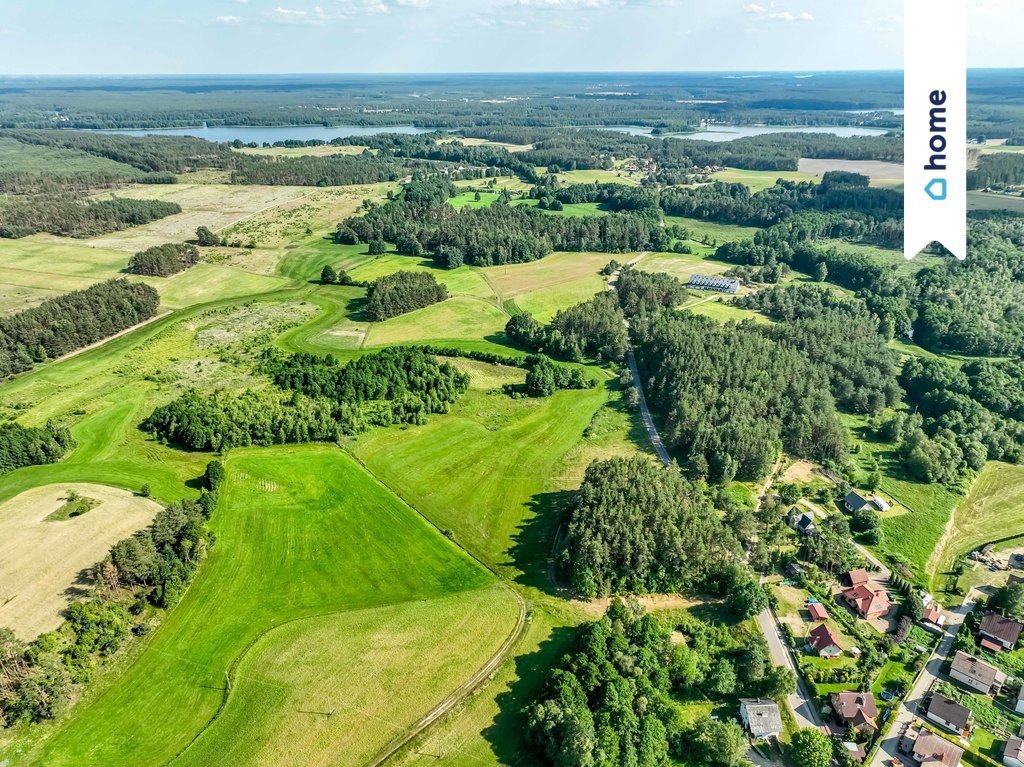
214 14 243 23
394 0 429 6
766 10 812 21
516 0 611 8
742 3 766 12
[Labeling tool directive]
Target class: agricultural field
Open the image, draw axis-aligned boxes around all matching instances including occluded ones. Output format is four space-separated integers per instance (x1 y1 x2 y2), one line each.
711 166 817 193
0 483 160 640
663 214 759 244
968 190 1024 212
636 250 732 282
7 447 517 767
796 158 904 184
483 250 612 321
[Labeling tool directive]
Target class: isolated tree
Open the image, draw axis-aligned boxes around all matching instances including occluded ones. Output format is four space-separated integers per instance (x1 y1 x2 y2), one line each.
195 226 219 246
791 728 833 767
367 239 387 256
321 265 338 284
204 460 225 492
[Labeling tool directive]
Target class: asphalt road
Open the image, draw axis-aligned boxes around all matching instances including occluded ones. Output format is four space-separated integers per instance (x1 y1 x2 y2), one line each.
755 608 824 730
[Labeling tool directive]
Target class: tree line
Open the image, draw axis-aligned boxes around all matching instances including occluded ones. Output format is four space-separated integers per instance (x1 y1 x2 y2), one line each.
0 421 75 477
0 195 181 239
0 280 160 378
505 294 628 363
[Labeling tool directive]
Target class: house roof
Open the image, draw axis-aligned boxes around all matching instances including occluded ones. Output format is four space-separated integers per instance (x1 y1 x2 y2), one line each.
830 691 878 728
845 568 870 586
809 623 843 651
928 693 971 731
845 490 872 509
795 513 817 532
980 611 1023 646
924 606 944 624
913 732 964 767
980 637 1005 653
950 651 1006 688
843 584 892 617
1005 738 1024 763
843 742 867 761
808 603 830 621
739 698 782 737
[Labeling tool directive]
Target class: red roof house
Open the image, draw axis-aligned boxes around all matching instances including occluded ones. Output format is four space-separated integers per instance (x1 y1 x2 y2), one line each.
842 584 892 619
808 603 830 621
809 624 843 658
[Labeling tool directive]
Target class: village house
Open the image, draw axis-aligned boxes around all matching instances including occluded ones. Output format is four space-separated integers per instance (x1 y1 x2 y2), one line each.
980 612 1024 652
923 606 947 631
842 741 867 762
926 692 972 737
738 698 782 740
1004 738 1024 767
809 623 843 657
949 651 1006 695
790 512 818 537
807 602 829 622
845 491 874 513
830 691 879 732
900 724 964 767
841 583 893 619
1016 686 1024 715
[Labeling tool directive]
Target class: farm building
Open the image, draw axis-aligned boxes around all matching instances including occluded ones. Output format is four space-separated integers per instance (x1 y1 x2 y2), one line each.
926 692 972 737
1016 686 1024 715
807 602 829 621
980 612 1024 651
830 691 878 732
809 624 843 657
949 651 1006 694
738 698 782 740
841 584 892 619
688 274 739 294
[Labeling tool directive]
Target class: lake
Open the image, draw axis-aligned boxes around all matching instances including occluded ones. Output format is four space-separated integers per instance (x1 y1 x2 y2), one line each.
91 124 443 143
603 124 891 142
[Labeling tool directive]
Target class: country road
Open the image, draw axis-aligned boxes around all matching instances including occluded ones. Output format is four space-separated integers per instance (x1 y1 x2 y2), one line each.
868 587 982 767
755 607 824 729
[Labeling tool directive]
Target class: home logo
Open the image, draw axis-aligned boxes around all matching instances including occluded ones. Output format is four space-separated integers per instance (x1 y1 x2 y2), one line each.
904 0 966 260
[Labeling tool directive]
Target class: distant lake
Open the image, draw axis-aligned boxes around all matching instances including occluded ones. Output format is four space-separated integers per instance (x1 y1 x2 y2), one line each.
603 124 891 142
89 124 444 143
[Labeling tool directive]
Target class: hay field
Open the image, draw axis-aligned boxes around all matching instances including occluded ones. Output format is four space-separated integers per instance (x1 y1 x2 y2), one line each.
0 483 160 640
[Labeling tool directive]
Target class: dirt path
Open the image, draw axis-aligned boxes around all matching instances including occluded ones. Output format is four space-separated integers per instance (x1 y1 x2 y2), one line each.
364 588 527 767
53 310 172 364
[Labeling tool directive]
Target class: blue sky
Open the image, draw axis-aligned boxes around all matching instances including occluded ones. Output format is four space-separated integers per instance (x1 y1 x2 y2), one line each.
0 0 1018 74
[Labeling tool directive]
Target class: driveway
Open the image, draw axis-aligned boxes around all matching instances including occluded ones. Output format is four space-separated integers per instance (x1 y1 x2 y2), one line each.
798 499 891 579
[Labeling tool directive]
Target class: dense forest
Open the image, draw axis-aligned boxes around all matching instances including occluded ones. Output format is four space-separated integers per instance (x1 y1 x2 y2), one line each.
126 243 200 277
144 347 469 450
0 195 181 239
561 456 737 597
340 177 668 268
0 280 160 378
505 294 628 363
366 270 449 321
0 421 75 477
967 153 1024 189
527 599 794 767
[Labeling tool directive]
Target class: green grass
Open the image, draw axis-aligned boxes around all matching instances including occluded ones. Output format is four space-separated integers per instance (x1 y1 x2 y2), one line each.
931 463 1024 591
135 263 291 310
350 382 614 583
710 167 817 193
484 251 611 323
637 251 732 282
450 191 500 209
363 296 508 347
664 215 759 244
968 191 1024 212
513 200 609 217
686 298 772 324
550 169 636 186
9 446 509 767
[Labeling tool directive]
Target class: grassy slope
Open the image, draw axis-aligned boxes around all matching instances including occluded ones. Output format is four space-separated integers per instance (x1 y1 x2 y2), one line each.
13 446 511 767
930 462 1024 591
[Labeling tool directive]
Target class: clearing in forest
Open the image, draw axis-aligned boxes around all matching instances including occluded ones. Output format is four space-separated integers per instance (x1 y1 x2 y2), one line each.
0 483 160 641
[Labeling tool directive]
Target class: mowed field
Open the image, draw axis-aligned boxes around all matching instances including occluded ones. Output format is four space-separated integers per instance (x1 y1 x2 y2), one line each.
929 462 1024 589
0 483 160 640
484 251 611 321
10 447 517 767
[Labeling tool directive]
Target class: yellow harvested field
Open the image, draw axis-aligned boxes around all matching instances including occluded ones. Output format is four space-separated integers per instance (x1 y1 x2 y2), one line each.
0 483 161 640
85 184 314 252
797 158 904 182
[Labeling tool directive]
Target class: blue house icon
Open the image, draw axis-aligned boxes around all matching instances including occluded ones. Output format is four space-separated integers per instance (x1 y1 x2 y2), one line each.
925 178 947 201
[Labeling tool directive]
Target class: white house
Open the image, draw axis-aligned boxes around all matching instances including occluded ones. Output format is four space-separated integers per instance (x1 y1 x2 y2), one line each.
739 698 782 740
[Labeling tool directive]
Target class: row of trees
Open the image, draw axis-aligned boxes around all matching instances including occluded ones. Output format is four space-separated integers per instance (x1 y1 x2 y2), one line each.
0 280 160 378
0 195 181 239
126 242 200 277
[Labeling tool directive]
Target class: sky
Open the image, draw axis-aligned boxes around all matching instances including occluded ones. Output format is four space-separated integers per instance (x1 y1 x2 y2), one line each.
0 0 1019 75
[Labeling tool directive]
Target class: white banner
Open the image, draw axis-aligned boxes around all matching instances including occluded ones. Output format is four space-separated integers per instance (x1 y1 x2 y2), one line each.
904 0 967 260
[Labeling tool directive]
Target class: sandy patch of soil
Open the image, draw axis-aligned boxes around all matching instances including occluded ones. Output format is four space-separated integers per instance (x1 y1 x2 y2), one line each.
0 483 160 640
